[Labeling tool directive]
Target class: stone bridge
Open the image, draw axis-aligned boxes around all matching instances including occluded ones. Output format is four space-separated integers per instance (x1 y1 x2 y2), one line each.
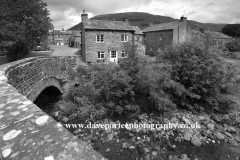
0 57 106 160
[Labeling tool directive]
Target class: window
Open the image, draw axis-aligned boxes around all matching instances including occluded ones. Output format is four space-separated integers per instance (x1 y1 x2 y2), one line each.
96 35 104 42
111 51 117 58
159 35 162 40
121 50 127 58
121 35 128 42
97 52 105 59
137 36 140 41
58 35 61 38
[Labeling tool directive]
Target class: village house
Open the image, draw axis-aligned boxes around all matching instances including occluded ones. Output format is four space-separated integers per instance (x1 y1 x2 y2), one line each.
48 29 72 45
80 11 135 64
192 28 231 45
142 16 193 55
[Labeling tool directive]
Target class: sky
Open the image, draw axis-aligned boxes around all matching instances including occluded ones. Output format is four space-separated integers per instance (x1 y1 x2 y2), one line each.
43 0 240 30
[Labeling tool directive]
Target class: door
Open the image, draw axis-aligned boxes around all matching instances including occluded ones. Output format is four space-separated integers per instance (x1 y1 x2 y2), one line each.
110 50 118 63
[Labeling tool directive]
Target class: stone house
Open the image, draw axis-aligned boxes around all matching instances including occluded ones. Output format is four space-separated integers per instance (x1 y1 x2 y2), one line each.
142 16 192 55
48 31 54 44
49 29 72 45
80 11 135 64
192 29 232 45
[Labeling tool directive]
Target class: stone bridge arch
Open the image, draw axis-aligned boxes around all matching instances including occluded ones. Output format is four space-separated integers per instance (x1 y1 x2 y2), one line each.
27 77 63 102
4 56 76 101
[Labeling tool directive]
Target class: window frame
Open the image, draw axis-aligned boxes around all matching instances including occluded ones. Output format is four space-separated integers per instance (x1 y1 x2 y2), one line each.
110 51 117 58
96 34 104 43
97 51 105 59
121 34 128 42
121 50 127 58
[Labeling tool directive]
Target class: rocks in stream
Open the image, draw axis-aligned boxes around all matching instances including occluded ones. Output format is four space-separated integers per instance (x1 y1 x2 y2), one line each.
151 151 158 159
122 142 130 149
228 139 240 147
207 123 215 130
211 114 221 123
215 132 225 140
64 110 240 160
61 116 69 123
182 117 192 125
184 133 192 141
107 132 114 141
191 135 202 147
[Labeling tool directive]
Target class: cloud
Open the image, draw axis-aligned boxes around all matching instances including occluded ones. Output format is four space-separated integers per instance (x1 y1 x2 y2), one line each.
205 2 216 6
42 0 240 29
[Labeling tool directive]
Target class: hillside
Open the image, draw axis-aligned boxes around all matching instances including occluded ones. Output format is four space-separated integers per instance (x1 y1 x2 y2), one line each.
68 12 227 31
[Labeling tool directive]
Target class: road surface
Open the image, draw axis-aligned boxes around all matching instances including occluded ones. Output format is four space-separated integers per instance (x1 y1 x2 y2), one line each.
50 45 79 56
51 45 87 66
23 45 87 66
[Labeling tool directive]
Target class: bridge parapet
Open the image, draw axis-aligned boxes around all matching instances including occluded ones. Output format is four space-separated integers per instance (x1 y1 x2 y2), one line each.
0 57 106 160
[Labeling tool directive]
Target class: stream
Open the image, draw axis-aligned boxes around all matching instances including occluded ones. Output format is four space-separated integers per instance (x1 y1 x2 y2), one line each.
34 86 240 160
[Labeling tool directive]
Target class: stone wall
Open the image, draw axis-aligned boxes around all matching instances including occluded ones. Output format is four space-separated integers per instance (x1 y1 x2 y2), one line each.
5 56 77 101
0 57 106 160
85 30 134 63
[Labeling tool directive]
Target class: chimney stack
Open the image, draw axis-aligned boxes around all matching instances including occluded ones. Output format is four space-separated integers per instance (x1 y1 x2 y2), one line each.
81 10 88 22
180 15 187 22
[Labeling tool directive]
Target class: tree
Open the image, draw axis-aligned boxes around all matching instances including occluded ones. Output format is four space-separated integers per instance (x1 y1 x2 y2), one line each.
222 24 240 38
157 38 236 113
0 0 52 62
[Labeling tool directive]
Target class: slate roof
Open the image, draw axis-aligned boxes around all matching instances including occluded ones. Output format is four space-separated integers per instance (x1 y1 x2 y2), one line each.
142 21 179 32
192 29 230 39
52 30 72 35
68 22 83 31
83 20 135 31
132 26 143 34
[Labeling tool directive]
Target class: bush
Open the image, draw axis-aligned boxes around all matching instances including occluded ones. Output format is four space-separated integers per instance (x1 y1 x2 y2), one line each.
135 62 195 113
119 46 191 113
225 38 240 52
63 64 137 120
157 39 236 113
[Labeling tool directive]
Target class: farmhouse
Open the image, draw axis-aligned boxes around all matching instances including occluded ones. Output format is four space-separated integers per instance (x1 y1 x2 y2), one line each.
192 29 231 45
49 29 72 45
80 11 135 64
142 16 193 55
